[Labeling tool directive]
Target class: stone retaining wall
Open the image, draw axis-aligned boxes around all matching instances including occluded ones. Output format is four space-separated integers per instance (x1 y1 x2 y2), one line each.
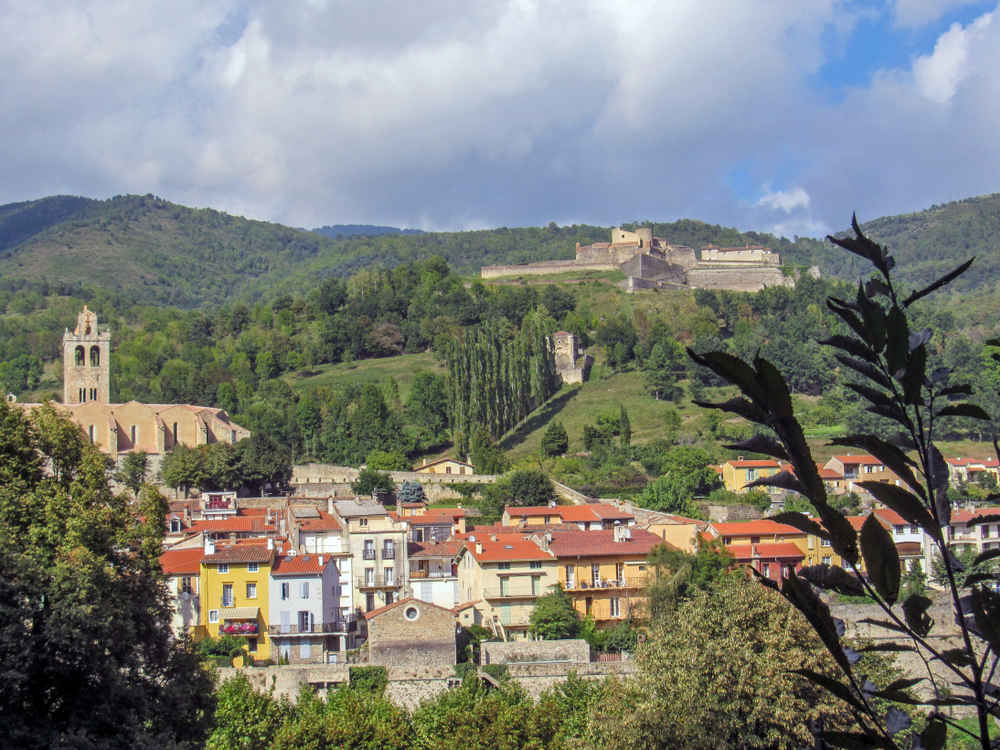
480 261 617 279
481 638 591 665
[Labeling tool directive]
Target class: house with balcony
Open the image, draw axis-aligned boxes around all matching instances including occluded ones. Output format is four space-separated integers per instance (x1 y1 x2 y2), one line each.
946 457 1000 488
331 498 409 616
920 506 1000 583
455 532 556 640
549 526 664 624
408 539 461 608
804 515 870 570
414 456 476 475
729 542 805 582
197 539 274 661
873 508 927 572
719 457 785 495
707 519 808 582
286 505 354 621
501 502 634 530
823 454 901 496
269 551 352 663
394 501 467 542
159 547 203 637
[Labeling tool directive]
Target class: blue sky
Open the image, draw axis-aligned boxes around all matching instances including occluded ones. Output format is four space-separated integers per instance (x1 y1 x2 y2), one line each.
2 1 999 238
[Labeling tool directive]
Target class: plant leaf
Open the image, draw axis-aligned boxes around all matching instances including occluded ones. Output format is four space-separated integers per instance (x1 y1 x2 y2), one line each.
857 642 914 653
860 514 900 605
935 403 992 421
830 435 924 499
769 512 829 539
884 305 909 376
903 257 975 307
835 355 893 390
798 564 864 596
901 343 926 405
781 573 853 675
915 715 946 750
754 356 794 419
692 397 768 425
790 669 867 713
857 482 938 535
901 593 934 637
819 334 872 361
686 350 767 405
744 469 805 495
723 434 789 461
815 730 890 749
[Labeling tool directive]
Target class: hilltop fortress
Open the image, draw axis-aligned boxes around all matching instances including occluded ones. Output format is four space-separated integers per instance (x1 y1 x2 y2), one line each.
481 227 815 293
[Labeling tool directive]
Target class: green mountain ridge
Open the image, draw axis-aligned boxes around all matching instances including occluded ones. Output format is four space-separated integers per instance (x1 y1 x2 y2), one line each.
1 191 998 307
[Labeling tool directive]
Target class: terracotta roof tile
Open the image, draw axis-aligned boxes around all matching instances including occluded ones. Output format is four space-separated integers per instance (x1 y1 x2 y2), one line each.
464 533 552 563
547 528 668 558
202 544 274 565
271 553 332 576
408 540 463 558
296 510 342 532
728 542 804 560
160 548 204 576
363 596 456 620
711 520 804 537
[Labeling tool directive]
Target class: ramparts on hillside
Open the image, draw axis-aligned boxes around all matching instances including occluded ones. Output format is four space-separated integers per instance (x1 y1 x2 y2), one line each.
480 227 810 293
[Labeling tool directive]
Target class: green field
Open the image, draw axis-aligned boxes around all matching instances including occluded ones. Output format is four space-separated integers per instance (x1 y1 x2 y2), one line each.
283 352 445 402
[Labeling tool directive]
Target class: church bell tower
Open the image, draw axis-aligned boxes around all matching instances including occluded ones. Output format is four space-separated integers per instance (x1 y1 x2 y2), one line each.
63 306 111 404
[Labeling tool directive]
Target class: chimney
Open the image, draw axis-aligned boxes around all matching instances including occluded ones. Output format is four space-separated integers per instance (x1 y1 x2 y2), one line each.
204 537 215 555
613 525 631 543
318 555 324 567
266 538 274 551
475 542 483 555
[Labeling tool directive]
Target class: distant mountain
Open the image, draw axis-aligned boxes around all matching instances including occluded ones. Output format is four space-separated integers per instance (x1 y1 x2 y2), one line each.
311 224 424 238
0 192 997 308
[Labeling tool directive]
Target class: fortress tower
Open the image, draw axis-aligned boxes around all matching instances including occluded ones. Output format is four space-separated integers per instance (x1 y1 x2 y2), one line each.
63 306 110 404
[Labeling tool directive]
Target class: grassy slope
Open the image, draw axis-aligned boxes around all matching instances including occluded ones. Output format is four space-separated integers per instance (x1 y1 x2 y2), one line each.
283 352 445 402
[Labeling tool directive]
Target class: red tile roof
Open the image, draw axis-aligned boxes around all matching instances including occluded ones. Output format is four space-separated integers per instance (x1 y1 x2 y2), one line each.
505 503 632 523
728 542 804 561
296 510 342 532
710 520 804 537
726 459 782 468
202 543 274 565
831 454 884 466
547 528 668 558
408 540 463 558
873 508 907 526
160 548 204 576
950 507 1000 524
271 553 332 576
464 534 552 563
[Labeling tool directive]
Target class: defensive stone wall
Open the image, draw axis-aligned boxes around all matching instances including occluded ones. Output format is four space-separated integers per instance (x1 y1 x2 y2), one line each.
687 266 792 292
699 502 763 521
217 660 635 707
292 463 497 486
700 246 780 265
480 260 615 279
481 638 590 665
619 253 686 283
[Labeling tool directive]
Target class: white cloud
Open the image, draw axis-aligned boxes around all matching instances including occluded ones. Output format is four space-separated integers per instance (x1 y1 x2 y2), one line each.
893 0 981 28
757 186 811 213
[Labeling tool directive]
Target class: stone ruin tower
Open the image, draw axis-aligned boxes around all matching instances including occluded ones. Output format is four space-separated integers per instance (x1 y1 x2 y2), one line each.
63 305 110 404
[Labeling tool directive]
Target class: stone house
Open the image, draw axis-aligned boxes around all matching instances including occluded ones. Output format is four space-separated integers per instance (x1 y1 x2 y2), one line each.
364 597 457 667
159 547 203 637
413 457 476 476
501 502 634 530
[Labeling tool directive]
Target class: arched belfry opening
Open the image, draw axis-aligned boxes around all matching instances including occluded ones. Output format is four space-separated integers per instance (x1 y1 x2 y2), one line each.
75 346 85 367
90 346 100 367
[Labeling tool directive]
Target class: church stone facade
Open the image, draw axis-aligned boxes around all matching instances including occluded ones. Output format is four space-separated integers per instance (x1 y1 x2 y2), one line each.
18 307 250 467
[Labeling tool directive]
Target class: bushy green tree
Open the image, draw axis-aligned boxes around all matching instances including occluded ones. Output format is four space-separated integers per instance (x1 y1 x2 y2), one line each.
541 420 569 457
529 584 581 639
0 403 214 748
352 467 395 499
114 449 149 494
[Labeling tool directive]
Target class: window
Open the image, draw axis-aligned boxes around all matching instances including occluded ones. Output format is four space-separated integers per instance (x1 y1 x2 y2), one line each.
231 430 237 443
530 576 539 596
359 518 368 527
172 422 178 444
298 611 311 631
499 577 509 596
404 605 420 621
169 518 182 533
529 561 542 569
280 582 290 600
130 425 136 445
89 388 96 402
723 536 732 545
363 540 375 560
498 562 511 570
88 425 94 443
821 538 831 548
181 577 193 594
247 637 257 653
384 567 394 585
365 592 375 611
90 346 100 367
247 562 259 573
565 565 575 588
413 528 424 542
75 346 84 366
383 540 395 559
591 563 600 586
610 597 620 617
585 597 592 615
208 609 219 623
222 584 233 607
246 582 257 599
822 556 831 566
301 582 310 599
762 563 771 577
751 536 760 544
218 563 229 574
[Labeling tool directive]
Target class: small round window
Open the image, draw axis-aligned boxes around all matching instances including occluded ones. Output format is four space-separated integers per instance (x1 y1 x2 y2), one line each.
404 605 420 621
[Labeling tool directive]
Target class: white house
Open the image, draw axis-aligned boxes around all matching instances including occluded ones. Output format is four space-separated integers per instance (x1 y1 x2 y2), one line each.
268 552 351 663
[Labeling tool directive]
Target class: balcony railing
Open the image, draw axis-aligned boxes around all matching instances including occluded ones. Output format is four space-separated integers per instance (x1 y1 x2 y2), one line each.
484 588 540 600
409 570 455 579
219 623 258 636
357 575 400 589
268 619 357 636
565 577 648 591
382 548 396 560
363 549 376 560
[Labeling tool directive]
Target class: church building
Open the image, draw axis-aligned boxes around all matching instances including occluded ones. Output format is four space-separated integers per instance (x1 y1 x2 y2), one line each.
17 306 250 464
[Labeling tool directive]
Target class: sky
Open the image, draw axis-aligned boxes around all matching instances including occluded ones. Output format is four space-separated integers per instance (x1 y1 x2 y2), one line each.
2 0 999 237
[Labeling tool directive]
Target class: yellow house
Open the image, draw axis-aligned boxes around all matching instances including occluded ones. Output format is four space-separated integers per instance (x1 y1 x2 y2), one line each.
414 457 476 476
803 515 879 572
709 520 809 555
455 532 556 639
720 458 784 494
197 540 274 661
549 527 665 625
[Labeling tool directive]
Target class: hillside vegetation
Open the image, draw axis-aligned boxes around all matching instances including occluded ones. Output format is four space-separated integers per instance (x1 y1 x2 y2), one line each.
3 191 997 309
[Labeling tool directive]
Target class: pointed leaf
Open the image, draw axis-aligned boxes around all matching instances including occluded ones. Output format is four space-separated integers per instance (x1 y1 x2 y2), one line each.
964 514 1000 527
974 548 1000 566
843 382 896 411
769 512 828 539
860 514 900 605
815 730 890 750
857 618 910 635
935 403 992 421
686 350 766 405
692 397 768 425
856 482 938 535
901 593 934 637
971 586 1000 654
798 564 864 596
884 305 909 376
754 356 793 418
723 434 789 461
835 354 893 390
915 715 946 750
857 642 914 653
744 469 805 494
885 706 911 735
938 384 972 398
903 257 975 307
820 334 872 361
901 344 927 405
790 669 867 713
781 573 852 674
828 297 870 343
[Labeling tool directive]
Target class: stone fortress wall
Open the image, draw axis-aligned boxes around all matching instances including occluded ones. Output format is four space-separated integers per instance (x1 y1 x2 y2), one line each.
480 227 808 293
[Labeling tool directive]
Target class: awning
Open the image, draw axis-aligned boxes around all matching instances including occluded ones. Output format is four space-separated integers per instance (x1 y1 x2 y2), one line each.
219 607 259 620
